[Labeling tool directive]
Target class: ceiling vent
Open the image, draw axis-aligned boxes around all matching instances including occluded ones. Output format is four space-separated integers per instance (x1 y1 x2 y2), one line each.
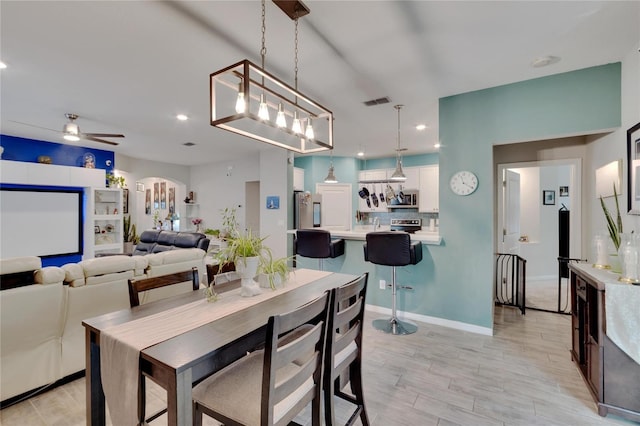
183 142 196 146
363 97 391 107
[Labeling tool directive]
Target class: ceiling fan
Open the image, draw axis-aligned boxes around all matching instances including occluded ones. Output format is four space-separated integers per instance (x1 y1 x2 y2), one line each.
11 113 124 146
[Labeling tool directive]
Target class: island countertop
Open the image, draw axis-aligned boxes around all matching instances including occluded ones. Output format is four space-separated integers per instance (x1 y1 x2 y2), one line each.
288 226 442 245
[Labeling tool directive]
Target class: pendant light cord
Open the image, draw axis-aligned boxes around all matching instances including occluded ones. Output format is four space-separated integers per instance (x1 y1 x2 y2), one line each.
261 0 267 70
294 15 299 91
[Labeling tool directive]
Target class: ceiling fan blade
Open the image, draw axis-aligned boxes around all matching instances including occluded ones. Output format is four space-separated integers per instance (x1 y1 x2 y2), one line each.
84 136 120 146
8 120 59 133
83 132 125 138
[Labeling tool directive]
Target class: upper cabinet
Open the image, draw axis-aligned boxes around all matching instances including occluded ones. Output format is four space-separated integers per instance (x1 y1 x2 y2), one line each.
419 165 439 213
293 167 305 191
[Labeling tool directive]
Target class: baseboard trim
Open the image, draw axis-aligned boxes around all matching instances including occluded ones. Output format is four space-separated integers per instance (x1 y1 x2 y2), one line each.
365 304 493 336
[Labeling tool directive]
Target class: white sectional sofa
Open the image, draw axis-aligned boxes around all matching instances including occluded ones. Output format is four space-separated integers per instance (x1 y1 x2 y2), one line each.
0 248 207 403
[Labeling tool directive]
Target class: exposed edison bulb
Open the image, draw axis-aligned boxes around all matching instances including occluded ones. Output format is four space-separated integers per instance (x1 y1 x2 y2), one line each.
235 82 246 114
258 93 270 121
305 118 314 140
292 111 302 134
276 103 287 128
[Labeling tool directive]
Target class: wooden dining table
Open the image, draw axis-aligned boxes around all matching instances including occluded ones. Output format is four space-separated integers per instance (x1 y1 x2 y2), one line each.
82 269 357 426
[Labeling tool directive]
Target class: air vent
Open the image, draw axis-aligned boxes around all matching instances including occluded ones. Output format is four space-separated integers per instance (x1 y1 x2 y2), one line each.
183 142 196 146
363 97 391 107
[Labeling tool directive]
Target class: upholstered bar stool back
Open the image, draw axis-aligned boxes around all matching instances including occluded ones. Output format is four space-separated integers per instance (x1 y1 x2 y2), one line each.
295 229 345 270
364 231 423 335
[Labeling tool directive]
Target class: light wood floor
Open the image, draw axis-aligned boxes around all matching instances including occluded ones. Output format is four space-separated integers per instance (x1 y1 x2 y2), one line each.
1 307 636 425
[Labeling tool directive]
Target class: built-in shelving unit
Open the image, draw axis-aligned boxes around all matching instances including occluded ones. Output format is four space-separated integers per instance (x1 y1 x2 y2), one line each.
184 202 200 232
85 187 123 258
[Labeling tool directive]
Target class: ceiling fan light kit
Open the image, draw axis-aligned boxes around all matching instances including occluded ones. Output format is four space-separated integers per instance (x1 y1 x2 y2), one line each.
209 0 333 154
60 113 123 146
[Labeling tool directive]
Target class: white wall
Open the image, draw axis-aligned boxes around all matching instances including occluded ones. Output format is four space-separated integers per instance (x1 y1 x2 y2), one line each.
586 47 640 239
259 148 290 258
189 155 260 234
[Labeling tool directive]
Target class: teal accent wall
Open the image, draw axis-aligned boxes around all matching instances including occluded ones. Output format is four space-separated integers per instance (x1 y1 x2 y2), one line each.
438 63 621 329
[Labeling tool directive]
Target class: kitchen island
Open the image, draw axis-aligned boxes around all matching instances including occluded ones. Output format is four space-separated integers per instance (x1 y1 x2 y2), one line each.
289 227 447 331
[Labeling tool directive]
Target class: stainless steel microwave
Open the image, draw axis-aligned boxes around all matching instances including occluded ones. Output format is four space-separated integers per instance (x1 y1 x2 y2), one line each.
387 189 419 208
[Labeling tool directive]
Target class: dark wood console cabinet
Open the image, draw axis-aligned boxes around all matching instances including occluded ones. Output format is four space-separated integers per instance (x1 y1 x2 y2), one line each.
569 264 640 422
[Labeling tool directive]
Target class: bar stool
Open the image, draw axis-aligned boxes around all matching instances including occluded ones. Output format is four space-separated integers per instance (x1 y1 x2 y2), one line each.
295 229 345 270
364 231 423 335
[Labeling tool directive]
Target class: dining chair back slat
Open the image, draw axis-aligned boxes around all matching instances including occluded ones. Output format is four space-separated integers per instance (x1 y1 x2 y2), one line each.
324 272 370 426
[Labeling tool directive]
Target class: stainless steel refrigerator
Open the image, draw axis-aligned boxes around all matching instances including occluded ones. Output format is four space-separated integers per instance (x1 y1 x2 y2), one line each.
293 191 322 229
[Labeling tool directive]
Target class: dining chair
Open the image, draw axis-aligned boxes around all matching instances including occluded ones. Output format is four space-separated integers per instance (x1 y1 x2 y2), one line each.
324 272 370 426
127 267 200 424
127 266 199 307
192 290 331 426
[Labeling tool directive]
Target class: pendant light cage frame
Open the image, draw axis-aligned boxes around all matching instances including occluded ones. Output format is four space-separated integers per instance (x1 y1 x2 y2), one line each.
210 0 332 154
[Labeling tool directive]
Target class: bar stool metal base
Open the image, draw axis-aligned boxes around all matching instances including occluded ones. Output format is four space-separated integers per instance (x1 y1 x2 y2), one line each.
372 317 417 335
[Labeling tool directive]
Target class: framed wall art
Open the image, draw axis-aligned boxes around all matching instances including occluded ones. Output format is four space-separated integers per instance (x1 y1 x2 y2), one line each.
153 182 159 209
160 181 166 210
169 187 175 214
145 189 151 215
543 190 555 205
559 186 569 197
122 188 129 214
626 122 640 214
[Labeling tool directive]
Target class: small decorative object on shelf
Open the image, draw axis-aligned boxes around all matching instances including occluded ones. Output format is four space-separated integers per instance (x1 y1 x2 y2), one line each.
37 155 52 164
192 217 202 232
106 173 126 188
83 153 96 168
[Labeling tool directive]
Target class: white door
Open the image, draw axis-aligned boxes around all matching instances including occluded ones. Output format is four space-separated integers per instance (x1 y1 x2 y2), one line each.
315 183 352 230
499 169 521 254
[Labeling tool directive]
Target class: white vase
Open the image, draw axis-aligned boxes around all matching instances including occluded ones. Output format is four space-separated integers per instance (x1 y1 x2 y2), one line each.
236 256 262 297
258 273 285 289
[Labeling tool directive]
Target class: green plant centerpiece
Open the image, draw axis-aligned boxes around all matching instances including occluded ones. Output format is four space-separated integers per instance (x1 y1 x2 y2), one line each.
215 227 267 297
258 251 292 290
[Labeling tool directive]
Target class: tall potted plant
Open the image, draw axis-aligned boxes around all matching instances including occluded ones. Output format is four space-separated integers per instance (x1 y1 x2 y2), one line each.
123 215 139 254
600 183 623 272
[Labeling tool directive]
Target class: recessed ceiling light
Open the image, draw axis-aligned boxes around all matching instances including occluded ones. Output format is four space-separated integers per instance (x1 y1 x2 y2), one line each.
434 143 441 149
0 61 7 69
531 56 560 68
176 114 188 121
415 124 427 131
357 150 364 157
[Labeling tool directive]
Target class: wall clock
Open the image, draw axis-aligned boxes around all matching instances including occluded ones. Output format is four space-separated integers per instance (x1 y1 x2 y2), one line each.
449 171 478 196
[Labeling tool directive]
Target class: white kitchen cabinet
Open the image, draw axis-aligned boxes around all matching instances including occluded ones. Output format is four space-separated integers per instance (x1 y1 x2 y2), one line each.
85 187 123 258
293 167 305 191
419 165 439 213
401 166 420 190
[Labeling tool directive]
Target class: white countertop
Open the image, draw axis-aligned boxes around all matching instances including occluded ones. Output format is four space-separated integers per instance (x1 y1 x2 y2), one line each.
288 226 442 245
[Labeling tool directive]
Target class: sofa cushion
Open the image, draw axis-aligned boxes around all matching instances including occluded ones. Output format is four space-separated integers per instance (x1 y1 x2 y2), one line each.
146 248 205 266
36 266 66 285
156 231 178 246
175 232 204 248
0 256 41 275
80 255 137 277
62 263 86 287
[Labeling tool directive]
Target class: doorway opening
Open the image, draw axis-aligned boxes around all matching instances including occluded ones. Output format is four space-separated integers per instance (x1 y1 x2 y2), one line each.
497 159 582 314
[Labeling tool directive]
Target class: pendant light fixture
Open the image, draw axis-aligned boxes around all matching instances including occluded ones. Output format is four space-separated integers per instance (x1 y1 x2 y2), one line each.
390 104 407 181
209 0 333 154
324 149 338 183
